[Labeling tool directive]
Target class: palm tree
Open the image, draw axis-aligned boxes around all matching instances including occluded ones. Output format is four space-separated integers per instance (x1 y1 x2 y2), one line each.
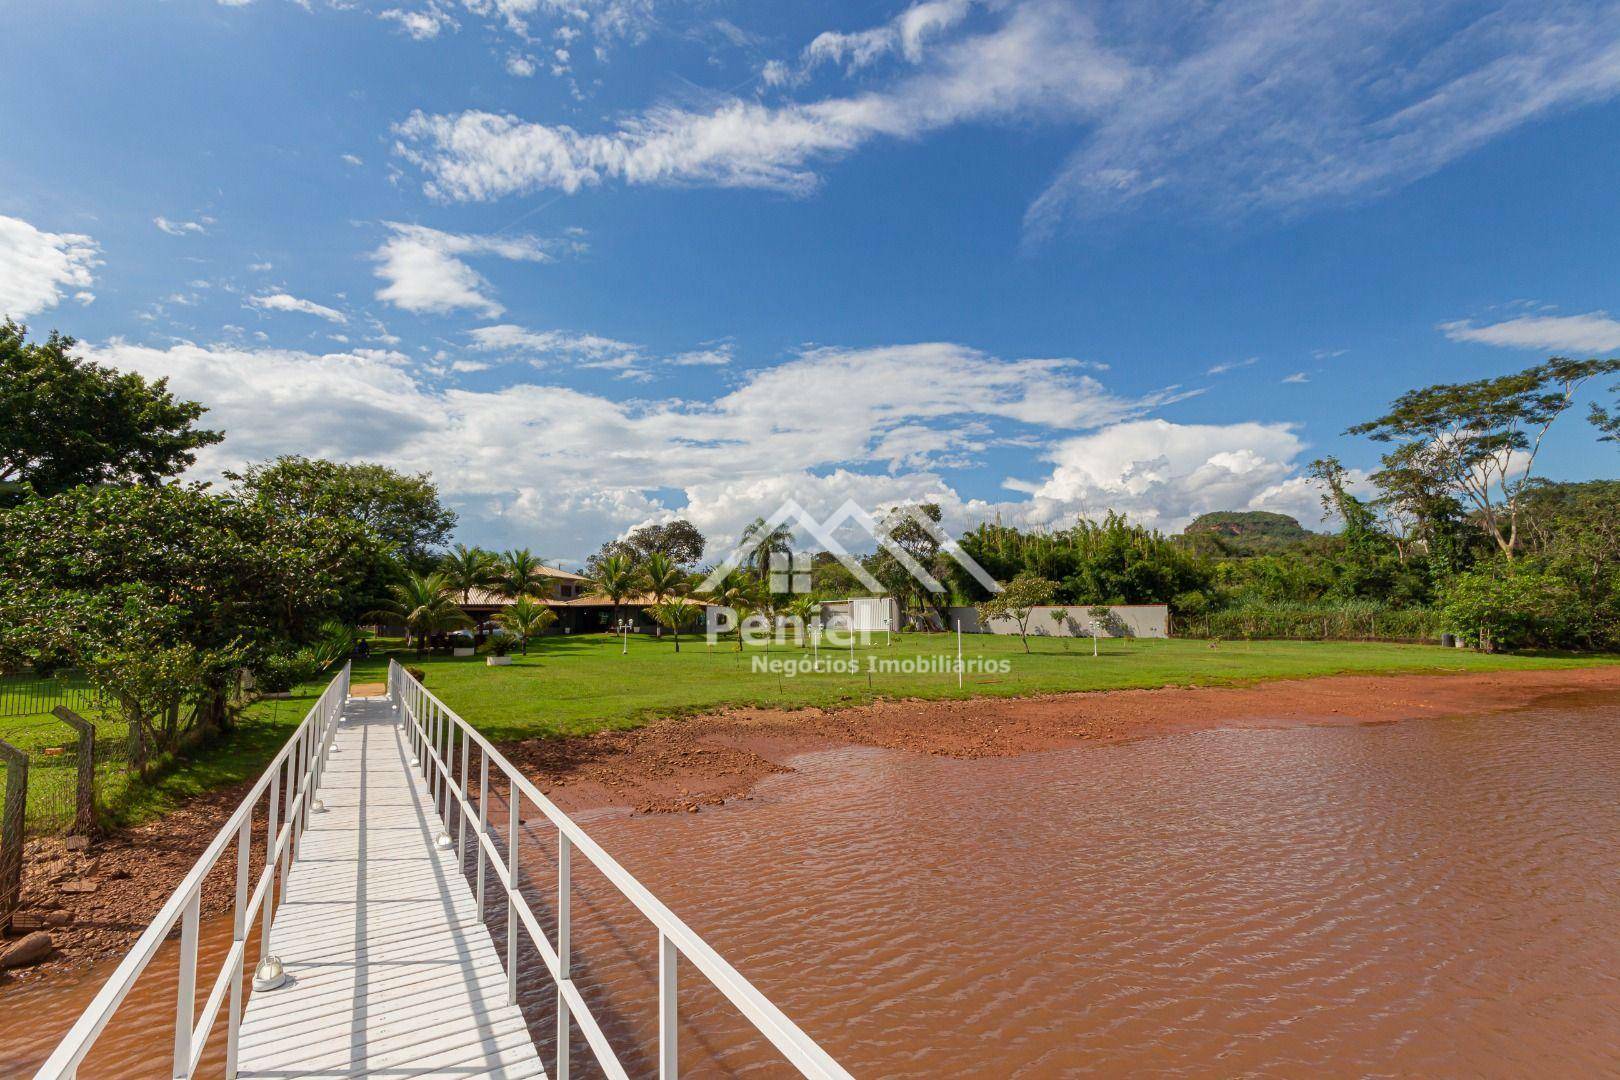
642 552 685 603
783 595 818 648
369 572 471 658
739 517 795 584
441 544 500 606
497 548 554 600
590 553 640 632
495 596 557 655
645 597 702 652
710 572 760 651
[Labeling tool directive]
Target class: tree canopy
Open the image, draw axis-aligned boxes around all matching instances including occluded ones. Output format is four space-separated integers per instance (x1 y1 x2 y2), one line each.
0 320 221 502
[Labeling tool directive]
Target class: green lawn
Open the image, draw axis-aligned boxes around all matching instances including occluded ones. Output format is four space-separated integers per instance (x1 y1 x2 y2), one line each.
4 634 1612 832
346 632 1612 742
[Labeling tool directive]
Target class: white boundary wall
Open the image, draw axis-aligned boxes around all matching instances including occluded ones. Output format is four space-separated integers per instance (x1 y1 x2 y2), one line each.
949 604 1169 638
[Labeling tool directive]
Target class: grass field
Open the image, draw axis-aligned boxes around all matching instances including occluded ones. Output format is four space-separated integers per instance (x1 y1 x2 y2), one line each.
3 634 1612 831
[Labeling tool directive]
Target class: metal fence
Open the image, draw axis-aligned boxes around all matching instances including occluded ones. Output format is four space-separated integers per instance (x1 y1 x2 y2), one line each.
390 658 852 1080
33 663 351 1080
0 673 100 720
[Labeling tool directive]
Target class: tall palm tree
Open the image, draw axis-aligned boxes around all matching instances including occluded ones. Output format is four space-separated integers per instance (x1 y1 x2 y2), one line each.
497 548 553 600
495 596 557 655
369 572 471 658
440 544 500 606
739 517 795 584
645 597 701 652
641 552 685 604
590 553 640 632
711 572 760 651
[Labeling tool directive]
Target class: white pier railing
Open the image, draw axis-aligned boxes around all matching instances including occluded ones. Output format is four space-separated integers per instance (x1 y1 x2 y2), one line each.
389 658 852 1080
34 663 352 1080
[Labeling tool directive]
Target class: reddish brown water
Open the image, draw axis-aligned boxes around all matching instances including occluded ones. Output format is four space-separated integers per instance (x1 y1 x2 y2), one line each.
8 697 1620 1077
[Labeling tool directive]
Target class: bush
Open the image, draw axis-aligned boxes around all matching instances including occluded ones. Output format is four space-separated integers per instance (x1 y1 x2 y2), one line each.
1440 564 1581 650
478 633 516 657
405 665 426 684
1180 602 1444 642
256 649 319 693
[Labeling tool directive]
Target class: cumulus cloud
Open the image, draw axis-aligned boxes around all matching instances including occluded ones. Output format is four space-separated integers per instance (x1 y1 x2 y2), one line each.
246 292 348 323
380 4 458 40
1440 311 1620 353
371 223 557 317
0 215 101 319
1012 419 1315 534
83 336 1253 556
393 0 1129 200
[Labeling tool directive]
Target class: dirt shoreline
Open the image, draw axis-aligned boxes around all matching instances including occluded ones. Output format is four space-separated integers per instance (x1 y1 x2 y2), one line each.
7 666 1619 981
502 666 1620 814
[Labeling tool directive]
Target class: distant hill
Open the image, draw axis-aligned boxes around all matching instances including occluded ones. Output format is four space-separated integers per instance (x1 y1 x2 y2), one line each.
1184 511 1312 554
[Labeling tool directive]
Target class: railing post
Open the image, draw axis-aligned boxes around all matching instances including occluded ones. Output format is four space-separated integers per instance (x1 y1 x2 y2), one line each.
507 789 520 1006
659 931 678 1079
476 752 489 920
457 730 469 858
557 832 572 1080
173 890 199 1078
263 767 280 957
227 816 250 1078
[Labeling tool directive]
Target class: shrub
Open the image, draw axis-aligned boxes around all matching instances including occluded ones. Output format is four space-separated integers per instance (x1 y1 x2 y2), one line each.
405 665 426 684
257 649 319 693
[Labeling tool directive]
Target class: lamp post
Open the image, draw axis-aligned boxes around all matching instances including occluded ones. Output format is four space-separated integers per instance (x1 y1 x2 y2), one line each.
615 618 634 655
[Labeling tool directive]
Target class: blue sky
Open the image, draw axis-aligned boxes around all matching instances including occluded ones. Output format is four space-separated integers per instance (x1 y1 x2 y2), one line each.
5 0 1620 563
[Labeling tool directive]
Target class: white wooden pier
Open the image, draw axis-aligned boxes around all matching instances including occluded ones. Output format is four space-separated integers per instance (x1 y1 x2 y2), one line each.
34 662 850 1080
234 697 545 1078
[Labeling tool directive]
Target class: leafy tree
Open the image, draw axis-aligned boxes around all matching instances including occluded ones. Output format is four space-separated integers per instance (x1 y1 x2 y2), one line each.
0 320 222 502
227 455 455 569
0 484 384 753
440 543 500 605
783 594 819 647
645 596 702 652
706 571 761 650
869 503 955 628
1348 357 1620 559
976 573 1057 653
590 553 641 630
496 548 553 600
370 572 471 657
1440 562 1580 650
626 520 706 566
494 596 557 655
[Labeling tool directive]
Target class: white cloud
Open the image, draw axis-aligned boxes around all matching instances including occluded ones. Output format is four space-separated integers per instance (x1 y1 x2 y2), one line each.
804 0 972 73
1026 0 1620 233
341 153 365 166
1282 371 1309 383
0 215 101 319
393 0 1130 200
395 0 1620 237
154 216 210 236
371 223 557 317
1207 356 1257 375
468 324 643 368
670 343 733 366
246 291 348 323
1013 418 1313 534
506 53 538 77
85 337 1235 556
1440 310 1620 353
380 4 458 40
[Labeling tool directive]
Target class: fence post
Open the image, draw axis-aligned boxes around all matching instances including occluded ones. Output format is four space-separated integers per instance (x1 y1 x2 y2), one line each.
0 738 27 934
52 707 97 835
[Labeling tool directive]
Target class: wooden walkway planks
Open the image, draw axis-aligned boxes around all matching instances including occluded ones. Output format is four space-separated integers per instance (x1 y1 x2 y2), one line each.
235 697 546 1080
